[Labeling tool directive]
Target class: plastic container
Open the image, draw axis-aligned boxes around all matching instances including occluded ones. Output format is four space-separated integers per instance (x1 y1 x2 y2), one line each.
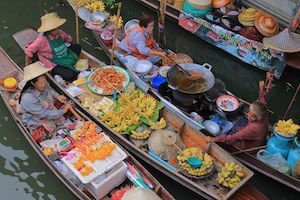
4 77 17 90
287 137 300 170
151 76 166 90
266 129 294 159
85 161 127 199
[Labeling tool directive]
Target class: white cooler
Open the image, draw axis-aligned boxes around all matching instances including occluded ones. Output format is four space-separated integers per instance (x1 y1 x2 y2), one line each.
85 161 127 199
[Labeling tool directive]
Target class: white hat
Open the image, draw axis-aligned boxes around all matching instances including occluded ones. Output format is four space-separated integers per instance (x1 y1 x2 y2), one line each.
22 62 52 83
37 12 66 33
122 188 161 200
263 28 300 53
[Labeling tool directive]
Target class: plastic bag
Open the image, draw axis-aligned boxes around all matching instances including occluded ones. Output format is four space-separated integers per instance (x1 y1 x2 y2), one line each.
257 150 290 174
54 161 82 188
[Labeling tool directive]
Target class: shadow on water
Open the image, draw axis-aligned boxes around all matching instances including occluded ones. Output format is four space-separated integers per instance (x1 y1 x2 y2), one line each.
0 0 299 199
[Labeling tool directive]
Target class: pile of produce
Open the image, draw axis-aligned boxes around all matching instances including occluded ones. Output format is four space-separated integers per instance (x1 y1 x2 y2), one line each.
238 8 257 27
275 119 300 137
91 67 126 94
217 162 244 188
109 15 124 28
71 121 116 176
100 90 165 133
177 147 214 177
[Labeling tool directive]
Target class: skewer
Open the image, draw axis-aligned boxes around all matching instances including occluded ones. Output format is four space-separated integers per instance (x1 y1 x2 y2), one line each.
110 2 122 65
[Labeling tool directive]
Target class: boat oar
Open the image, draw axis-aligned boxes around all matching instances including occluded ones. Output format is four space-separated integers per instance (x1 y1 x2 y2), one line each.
75 0 80 44
158 0 167 47
110 2 122 65
231 145 267 155
283 83 300 119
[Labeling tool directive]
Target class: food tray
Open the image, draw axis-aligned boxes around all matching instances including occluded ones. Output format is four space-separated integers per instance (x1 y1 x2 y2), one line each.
62 134 127 184
86 66 130 95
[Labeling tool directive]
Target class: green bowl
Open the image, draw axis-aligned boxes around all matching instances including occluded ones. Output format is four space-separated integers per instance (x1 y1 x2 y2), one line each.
86 65 130 95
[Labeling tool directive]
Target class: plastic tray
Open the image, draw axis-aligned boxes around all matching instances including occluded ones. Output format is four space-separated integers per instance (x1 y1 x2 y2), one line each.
62 133 127 184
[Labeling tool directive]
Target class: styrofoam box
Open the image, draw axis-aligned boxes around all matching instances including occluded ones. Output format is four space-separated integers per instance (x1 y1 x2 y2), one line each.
85 161 128 199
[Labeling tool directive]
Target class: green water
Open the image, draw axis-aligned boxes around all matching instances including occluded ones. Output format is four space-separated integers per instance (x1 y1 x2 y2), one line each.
0 0 299 199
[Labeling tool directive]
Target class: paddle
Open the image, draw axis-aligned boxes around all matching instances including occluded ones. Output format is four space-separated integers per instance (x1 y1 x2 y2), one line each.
75 0 80 44
158 0 167 48
231 145 267 155
283 83 300 119
110 2 122 65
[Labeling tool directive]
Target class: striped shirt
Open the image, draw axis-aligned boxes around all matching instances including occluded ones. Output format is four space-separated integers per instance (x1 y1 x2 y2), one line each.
25 29 72 68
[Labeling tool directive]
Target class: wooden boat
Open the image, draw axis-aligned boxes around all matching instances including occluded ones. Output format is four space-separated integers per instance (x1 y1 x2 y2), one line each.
13 28 268 200
0 47 174 200
91 26 300 192
135 0 300 72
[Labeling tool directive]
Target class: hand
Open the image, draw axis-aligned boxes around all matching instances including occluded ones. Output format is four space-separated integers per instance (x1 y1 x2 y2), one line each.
57 95 67 104
259 80 265 91
155 51 167 58
205 136 215 142
63 101 73 114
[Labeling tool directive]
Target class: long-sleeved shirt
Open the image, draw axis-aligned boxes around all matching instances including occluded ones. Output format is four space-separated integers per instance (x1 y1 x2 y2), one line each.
20 84 64 126
215 88 269 150
25 29 72 68
119 28 151 56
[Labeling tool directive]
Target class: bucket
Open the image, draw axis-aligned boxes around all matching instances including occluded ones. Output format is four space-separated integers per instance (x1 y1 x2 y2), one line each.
151 76 166 90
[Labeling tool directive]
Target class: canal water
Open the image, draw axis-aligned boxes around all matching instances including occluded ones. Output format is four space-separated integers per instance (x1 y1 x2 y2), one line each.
0 0 299 199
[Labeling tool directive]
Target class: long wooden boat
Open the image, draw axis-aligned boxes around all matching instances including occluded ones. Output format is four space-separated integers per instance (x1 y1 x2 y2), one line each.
13 28 268 200
0 47 174 200
135 0 300 72
91 27 300 192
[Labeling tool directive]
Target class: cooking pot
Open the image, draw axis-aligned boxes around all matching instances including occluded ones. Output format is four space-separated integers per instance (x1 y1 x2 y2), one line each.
166 63 215 95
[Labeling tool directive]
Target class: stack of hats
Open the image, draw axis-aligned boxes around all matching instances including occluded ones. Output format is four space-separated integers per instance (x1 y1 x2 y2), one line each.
263 28 300 53
255 12 279 37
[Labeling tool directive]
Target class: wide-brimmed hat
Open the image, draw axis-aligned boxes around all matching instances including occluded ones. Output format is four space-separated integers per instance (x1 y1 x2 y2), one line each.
188 0 212 9
122 188 161 200
263 28 300 53
22 62 52 83
37 12 66 33
254 12 279 37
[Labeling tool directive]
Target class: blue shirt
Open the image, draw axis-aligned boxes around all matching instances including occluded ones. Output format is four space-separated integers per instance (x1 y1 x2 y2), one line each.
20 84 64 125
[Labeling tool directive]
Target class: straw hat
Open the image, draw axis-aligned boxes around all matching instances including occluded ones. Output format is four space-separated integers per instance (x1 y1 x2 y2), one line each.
122 188 161 200
22 62 52 83
263 28 300 53
254 12 279 37
188 0 212 9
37 12 66 33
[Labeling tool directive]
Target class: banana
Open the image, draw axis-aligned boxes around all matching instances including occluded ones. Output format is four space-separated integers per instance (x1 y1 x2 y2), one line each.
217 162 244 189
238 8 257 27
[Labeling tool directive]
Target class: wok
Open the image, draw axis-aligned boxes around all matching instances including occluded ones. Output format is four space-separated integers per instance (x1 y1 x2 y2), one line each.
166 63 215 95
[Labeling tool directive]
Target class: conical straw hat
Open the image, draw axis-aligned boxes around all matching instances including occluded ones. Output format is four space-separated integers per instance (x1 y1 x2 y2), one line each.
37 12 66 33
263 28 300 53
122 188 161 200
22 62 52 83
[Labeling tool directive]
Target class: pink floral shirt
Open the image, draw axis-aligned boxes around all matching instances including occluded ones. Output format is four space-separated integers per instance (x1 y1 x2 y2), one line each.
25 29 72 68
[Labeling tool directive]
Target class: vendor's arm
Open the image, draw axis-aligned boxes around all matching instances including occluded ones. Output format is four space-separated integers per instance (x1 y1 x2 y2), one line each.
214 125 257 145
58 29 72 43
258 80 267 105
25 37 43 65
21 93 64 120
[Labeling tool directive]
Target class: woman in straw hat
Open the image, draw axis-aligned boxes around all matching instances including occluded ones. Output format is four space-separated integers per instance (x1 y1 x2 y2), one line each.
25 12 81 82
19 62 73 142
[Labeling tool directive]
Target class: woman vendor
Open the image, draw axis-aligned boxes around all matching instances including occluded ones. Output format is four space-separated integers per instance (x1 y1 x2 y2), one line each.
19 62 73 142
118 14 166 62
25 12 81 82
206 81 269 150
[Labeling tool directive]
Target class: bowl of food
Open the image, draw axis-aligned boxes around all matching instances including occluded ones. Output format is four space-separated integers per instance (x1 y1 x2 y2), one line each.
89 11 108 26
216 95 239 112
159 66 171 77
100 31 113 45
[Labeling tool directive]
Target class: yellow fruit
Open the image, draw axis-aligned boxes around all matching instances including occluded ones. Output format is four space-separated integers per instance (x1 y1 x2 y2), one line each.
217 162 244 188
275 119 300 137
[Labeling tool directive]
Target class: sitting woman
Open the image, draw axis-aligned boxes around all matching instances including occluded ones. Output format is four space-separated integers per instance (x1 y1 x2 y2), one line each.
25 12 81 82
118 14 166 63
206 81 269 150
19 62 73 142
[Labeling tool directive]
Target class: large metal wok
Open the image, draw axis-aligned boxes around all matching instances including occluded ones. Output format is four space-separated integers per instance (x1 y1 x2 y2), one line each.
166 63 215 95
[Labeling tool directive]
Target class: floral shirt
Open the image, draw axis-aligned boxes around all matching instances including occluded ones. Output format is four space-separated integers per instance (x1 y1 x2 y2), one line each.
25 29 72 68
119 28 151 56
20 84 64 126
